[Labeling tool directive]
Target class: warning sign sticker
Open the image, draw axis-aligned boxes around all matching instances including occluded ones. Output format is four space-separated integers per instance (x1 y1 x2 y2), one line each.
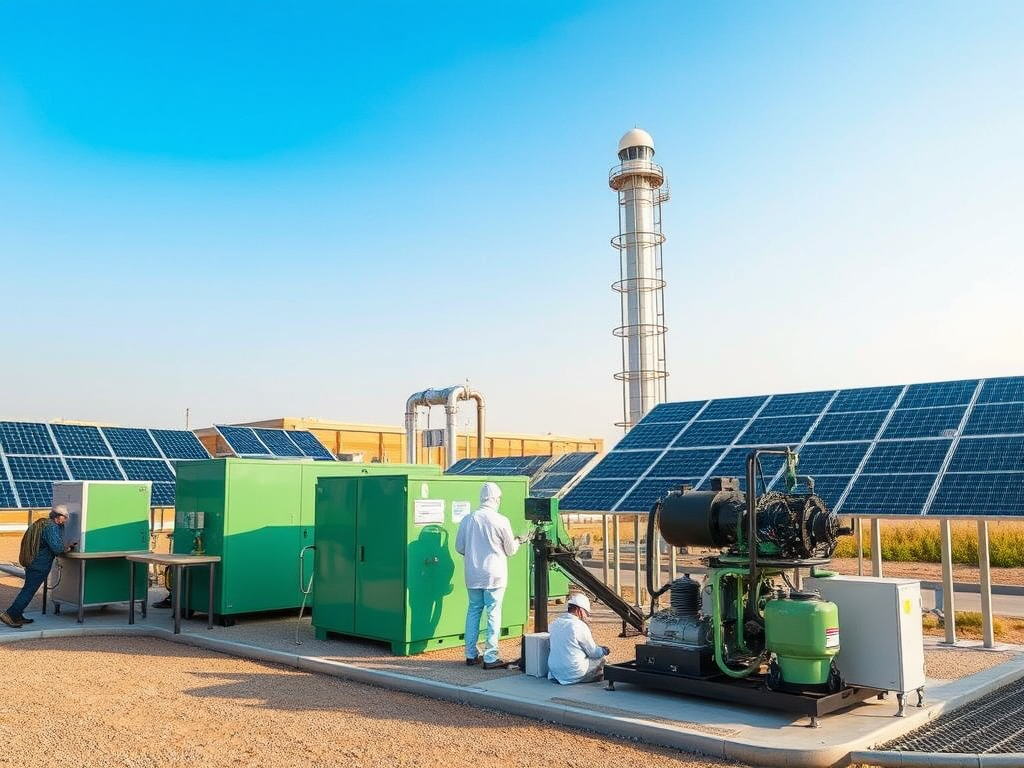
825 627 840 648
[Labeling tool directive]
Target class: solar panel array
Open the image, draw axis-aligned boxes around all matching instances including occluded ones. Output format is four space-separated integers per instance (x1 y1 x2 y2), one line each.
445 452 599 499
560 377 1024 517
0 422 211 509
214 425 336 461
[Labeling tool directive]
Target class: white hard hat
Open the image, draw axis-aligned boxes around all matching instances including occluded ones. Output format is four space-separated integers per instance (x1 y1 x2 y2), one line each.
567 593 591 614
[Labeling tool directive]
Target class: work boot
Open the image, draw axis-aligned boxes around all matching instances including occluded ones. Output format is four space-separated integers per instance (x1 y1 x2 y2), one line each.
15 616 33 624
0 612 23 628
152 596 173 609
482 658 509 670
465 656 482 666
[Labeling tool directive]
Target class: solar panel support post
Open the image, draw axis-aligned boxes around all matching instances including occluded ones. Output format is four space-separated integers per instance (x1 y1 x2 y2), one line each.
633 515 643 607
870 519 883 577
612 515 622 596
855 518 864 576
939 519 957 645
977 519 995 648
601 515 610 585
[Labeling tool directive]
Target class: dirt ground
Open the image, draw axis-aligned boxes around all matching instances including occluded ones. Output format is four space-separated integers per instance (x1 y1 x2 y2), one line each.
0 636 747 768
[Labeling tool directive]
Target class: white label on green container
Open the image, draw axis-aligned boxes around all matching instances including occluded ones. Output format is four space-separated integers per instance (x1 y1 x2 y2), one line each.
825 627 840 648
451 501 471 523
414 499 445 526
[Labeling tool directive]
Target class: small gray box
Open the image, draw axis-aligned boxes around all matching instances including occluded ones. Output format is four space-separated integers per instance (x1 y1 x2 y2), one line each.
524 632 550 678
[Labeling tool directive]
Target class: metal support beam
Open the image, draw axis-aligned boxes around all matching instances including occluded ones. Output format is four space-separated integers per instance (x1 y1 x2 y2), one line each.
870 518 883 577
940 518 957 645
855 517 864 576
601 515 610 585
612 515 621 595
633 515 642 607
978 519 994 648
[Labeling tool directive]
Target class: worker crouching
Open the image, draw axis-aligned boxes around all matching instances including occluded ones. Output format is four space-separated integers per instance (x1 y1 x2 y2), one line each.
547 593 611 685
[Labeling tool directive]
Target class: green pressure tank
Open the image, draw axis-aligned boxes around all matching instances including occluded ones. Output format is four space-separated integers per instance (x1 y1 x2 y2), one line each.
764 592 840 687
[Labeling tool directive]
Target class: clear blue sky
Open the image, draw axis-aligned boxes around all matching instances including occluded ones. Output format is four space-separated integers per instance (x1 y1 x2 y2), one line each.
2 1 1022 447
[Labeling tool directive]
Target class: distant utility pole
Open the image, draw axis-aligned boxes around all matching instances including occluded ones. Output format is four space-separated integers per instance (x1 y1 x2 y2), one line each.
185 408 190 430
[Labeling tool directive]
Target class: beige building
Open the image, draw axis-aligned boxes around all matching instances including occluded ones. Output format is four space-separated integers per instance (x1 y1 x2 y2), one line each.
195 417 603 465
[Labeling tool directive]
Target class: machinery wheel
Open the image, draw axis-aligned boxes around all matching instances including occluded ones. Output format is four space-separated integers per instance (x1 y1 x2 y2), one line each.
826 660 843 694
766 659 782 691
219 615 236 628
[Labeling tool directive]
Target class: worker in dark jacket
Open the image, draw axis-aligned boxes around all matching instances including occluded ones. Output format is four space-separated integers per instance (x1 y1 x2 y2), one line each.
1 506 75 628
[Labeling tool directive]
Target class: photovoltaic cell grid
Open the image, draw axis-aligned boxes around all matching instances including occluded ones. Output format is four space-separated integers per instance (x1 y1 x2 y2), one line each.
560 376 1024 516
0 421 211 508
215 426 337 461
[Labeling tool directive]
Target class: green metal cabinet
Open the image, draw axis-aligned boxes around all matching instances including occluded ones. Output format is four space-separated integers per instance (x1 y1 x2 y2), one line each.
530 499 570 602
312 473 530 655
51 481 151 608
173 458 438 621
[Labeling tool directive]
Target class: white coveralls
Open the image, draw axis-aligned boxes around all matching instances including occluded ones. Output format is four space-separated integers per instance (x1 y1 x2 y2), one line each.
547 611 608 684
455 482 520 664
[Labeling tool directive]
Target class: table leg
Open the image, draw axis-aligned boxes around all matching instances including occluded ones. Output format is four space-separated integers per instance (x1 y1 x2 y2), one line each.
42 577 48 615
141 563 147 619
129 562 136 625
173 565 182 635
78 560 85 624
208 562 214 630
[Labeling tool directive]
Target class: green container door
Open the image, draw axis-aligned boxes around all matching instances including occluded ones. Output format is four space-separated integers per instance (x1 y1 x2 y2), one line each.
355 476 406 641
312 477 359 634
81 483 151 553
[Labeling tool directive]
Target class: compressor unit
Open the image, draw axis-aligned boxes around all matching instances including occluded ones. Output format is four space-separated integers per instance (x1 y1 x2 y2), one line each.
601 448 884 724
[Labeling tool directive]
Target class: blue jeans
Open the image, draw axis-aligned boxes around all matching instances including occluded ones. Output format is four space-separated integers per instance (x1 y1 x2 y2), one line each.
465 587 504 663
7 565 49 619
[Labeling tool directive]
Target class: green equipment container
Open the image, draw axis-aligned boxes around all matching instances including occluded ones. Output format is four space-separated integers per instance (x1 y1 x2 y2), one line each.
764 593 840 686
173 458 439 622
50 480 151 609
312 472 530 655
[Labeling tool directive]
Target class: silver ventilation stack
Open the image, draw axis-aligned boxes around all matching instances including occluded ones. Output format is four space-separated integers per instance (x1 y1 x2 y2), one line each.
609 128 669 431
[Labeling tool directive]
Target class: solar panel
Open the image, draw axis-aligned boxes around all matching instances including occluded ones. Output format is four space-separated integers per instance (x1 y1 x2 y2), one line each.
444 455 550 479
287 430 336 460
216 426 272 456
977 376 1024 404
0 420 198 509
102 427 162 458
150 429 210 460
119 459 175 483
446 458 475 474
254 428 304 457
15 481 55 508
561 376 1024 516
0 482 16 508
66 458 123 481
7 456 69 481
546 452 598 474
51 424 111 457
0 422 57 455
151 482 176 506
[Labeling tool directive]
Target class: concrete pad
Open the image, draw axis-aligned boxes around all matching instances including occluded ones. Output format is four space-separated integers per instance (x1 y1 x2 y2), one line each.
3 590 1024 768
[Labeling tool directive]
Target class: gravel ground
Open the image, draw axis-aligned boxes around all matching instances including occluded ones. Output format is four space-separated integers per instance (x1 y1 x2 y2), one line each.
0 636 748 768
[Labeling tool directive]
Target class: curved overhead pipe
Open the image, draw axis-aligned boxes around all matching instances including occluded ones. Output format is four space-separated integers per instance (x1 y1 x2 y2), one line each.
404 385 486 468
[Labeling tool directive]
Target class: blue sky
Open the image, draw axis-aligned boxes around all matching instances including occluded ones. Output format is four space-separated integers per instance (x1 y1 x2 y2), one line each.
1 1 1022 447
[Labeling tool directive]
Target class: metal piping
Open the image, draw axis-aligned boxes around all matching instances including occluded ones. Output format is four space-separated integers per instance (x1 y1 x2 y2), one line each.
404 385 486 468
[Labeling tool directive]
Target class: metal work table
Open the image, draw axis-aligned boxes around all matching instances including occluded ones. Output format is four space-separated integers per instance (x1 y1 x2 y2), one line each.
126 553 221 634
49 550 152 624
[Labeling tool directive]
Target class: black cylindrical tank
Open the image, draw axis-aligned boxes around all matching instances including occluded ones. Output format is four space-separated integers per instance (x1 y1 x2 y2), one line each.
659 487 746 549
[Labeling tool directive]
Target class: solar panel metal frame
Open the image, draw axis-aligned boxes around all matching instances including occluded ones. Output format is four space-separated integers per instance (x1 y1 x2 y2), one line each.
561 376 1024 517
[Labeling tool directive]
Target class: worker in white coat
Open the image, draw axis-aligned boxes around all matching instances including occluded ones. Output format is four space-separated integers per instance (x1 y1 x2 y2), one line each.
455 481 525 670
547 593 610 684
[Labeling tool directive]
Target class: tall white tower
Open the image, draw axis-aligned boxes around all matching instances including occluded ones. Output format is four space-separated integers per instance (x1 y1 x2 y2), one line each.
609 128 669 431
